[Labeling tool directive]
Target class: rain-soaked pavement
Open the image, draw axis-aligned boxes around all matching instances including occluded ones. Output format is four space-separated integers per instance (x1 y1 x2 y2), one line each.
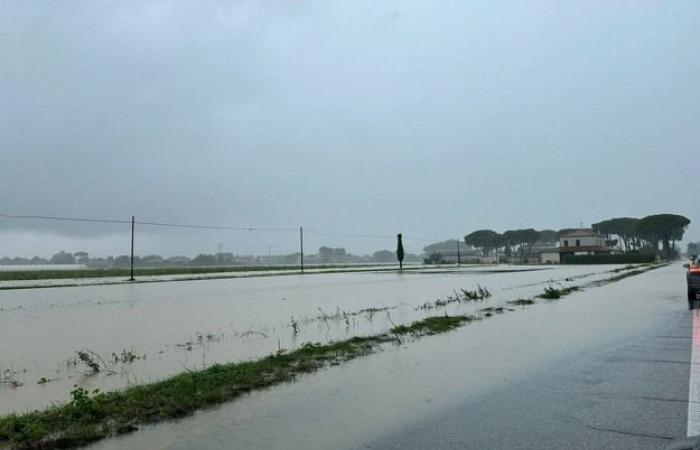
76 263 690 450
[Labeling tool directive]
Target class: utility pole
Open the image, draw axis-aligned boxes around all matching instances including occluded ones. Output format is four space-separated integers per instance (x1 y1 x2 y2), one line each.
299 226 304 274
129 215 135 281
457 239 461 266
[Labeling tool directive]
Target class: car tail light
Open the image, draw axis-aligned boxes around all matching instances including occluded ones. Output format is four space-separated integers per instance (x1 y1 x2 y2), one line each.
690 266 700 273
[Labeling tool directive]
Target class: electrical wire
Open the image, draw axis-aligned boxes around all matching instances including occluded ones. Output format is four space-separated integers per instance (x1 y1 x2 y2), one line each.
0 212 130 225
0 211 442 243
135 220 297 232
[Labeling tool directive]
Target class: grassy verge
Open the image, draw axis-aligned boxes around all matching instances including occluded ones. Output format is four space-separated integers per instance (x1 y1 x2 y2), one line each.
0 262 667 449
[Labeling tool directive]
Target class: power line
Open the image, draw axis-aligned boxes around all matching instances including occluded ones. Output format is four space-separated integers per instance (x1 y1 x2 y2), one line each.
403 235 436 243
135 220 297 232
0 211 441 242
0 212 296 232
0 212 130 225
305 229 395 240
305 229 436 243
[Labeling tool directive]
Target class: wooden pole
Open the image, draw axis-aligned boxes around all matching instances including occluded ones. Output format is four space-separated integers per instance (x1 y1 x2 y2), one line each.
129 216 135 281
457 239 461 266
300 226 304 274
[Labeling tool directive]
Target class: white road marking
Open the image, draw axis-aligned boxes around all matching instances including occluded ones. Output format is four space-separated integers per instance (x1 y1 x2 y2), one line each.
688 308 700 436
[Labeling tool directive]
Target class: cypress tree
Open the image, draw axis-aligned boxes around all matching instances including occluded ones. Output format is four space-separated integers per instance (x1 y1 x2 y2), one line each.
397 233 404 270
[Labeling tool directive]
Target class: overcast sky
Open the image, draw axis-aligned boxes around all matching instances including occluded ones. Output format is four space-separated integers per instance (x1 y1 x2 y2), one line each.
1 1 698 257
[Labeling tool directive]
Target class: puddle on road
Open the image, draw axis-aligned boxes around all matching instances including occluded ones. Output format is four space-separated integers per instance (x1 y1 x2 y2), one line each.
83 263 685 450
0 265 629 414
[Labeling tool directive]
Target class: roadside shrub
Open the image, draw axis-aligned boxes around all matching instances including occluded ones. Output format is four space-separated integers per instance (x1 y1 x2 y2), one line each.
562 254 655 264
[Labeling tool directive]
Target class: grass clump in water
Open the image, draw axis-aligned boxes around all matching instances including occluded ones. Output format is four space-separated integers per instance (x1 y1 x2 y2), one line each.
416 285 492 311
538 286 580 300
460 285 491 301
540 286 562 299
507 298 535 306
391 315 477 335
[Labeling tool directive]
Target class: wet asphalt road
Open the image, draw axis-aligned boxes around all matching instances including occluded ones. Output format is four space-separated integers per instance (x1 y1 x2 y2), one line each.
367 266 692 450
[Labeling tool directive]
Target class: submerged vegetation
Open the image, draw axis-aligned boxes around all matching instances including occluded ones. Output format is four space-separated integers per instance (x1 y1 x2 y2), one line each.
507 298 535 306
606 266 656 283
538 285 580 300
460 285 492 300
416 285 491 311
390 315 478 335
0 313 482 450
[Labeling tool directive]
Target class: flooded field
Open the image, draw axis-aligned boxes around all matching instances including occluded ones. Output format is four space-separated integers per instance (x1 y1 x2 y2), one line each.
0 265 628 414
82 263 684 450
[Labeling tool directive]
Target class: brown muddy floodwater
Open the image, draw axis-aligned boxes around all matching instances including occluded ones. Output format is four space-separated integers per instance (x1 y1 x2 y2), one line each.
0 265 623 414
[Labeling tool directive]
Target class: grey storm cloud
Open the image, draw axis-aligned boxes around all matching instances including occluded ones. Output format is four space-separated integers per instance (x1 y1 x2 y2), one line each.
1 0 699 256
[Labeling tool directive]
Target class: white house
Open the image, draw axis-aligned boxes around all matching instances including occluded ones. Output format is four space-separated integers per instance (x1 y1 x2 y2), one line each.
539 229 611 264
559 229 606 249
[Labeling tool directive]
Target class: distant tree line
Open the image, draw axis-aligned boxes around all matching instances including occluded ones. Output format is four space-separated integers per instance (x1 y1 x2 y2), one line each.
452 213 691 264
0 247 422 268
592 214 690 259
461 228 557 262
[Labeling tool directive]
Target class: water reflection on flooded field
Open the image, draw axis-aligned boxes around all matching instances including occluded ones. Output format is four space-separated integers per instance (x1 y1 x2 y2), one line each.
0 265 622 414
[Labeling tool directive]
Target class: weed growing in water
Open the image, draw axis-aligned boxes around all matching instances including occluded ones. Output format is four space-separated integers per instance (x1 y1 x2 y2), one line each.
111 350 142 364
417 285 493 311
1 369 23 389
507 298 536 306
540 286 562 299
390 315 478 336
76 351 101 374
538 286 580 300
460 285 492 300
291 317 299 335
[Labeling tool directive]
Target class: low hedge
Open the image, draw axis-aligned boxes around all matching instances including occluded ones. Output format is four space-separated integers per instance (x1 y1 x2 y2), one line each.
562 254 656 264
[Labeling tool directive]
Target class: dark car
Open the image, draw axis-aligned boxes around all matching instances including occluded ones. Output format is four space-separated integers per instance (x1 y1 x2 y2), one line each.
687 256 700 303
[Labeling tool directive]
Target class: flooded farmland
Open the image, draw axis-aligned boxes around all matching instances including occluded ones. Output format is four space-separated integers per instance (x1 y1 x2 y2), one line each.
0 265 628 414
81 263 684 450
